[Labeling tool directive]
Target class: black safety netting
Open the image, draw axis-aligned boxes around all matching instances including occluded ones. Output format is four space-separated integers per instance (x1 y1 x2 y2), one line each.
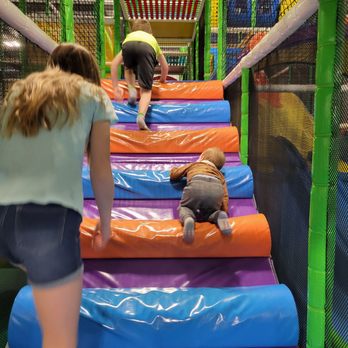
16 0 61 42
211 0 299 79
73 0 100 64
0 19 49 103
325 0 348 346
248 14 317 348
224 76 241 128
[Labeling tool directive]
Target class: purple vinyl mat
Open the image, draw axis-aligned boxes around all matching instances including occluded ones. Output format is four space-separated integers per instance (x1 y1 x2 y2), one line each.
83 198 257 219
108 152 241 163
108 161 241 170
84 153 241 165
83 257 277 288
113 123 230 131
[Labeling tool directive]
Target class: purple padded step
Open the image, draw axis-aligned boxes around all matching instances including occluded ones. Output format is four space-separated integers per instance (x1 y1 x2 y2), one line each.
108 161 241 170
113 123 230 131
108 153 241 163
83 257 276 288
83 198 257 220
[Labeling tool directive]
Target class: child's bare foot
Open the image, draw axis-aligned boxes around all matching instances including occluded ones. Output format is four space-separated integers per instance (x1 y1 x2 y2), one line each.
217 211 232 236
183 217 195 243
128 85 137 105
137 115 150 131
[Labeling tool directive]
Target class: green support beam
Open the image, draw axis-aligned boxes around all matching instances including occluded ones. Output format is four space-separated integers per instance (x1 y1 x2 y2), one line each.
217 0 226 80
60 0 74 42
306 1 339 347
114 0 122 78
97 0 106 77
189 43 194 80
241 69 250 165
251 0 257 28
18 0 27 77
204 0 211 80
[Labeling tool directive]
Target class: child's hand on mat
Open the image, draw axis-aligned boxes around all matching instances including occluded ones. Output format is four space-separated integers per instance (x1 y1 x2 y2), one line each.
160 76 166 83
114 86 124 102
92 221 111 250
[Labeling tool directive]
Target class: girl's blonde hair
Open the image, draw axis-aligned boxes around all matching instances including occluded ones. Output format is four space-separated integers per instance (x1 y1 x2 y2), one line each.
1 69 84 137
1 43 104 138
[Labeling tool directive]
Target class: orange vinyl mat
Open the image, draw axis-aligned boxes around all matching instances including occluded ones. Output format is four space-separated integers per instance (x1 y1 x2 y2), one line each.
101 79 224 100
80 214 271 259
110 127 239 153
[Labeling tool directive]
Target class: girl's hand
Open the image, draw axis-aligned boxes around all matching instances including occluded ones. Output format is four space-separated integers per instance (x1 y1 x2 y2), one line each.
92 221 111 250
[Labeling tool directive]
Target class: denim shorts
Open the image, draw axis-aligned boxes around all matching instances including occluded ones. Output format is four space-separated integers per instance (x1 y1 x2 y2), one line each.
0 203 83 287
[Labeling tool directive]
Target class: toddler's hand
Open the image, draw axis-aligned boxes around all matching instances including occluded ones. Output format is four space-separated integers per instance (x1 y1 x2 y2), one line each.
92 221 111 250
114 86 124 102
160 77 166 83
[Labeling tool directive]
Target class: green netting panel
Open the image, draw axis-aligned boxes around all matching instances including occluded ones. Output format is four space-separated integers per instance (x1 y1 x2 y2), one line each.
73 0 100 64
0 19 49 103
248 14 317 348
326 0 348 346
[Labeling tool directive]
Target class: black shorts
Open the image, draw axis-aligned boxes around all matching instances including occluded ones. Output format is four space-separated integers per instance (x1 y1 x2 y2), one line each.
122 41 157 90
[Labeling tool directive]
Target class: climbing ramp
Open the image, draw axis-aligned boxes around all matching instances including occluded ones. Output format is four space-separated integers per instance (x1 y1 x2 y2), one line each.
8 80 299 348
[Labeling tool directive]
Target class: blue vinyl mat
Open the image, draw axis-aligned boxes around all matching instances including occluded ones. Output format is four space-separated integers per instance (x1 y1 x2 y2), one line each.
82 165 254 199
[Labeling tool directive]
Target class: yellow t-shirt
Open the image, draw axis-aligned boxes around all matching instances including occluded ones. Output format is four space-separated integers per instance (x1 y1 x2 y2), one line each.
123 31 162 57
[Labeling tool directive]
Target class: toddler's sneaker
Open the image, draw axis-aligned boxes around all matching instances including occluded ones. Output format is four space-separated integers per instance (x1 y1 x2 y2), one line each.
183 217 195 243
217 211 232 236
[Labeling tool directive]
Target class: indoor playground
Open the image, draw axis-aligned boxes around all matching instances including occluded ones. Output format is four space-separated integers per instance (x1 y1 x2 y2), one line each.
0 0 347 347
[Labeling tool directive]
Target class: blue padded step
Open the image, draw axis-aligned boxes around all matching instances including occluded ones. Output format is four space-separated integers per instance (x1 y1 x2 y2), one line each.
9 285 299 348
82 165 254 199
112 100 231 123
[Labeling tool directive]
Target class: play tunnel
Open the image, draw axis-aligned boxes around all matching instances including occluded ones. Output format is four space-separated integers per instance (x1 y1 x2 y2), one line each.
9 80 299 348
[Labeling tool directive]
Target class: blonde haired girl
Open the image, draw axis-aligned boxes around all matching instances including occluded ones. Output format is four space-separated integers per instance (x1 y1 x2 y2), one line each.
0 43 116 348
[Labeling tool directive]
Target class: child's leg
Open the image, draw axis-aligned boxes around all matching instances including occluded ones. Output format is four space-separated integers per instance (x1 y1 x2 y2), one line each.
32 275 82 348
136 88 152 130
124 68 137 105
179 206 195 244
208 210 232 236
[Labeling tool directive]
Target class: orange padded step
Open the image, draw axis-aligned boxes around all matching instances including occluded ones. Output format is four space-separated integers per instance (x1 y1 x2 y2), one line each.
110 127 239 153
80 214 271 258
101 79 224 100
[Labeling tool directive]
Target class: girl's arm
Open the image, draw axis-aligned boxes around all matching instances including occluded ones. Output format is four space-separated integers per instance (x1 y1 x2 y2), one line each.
89 120 114 248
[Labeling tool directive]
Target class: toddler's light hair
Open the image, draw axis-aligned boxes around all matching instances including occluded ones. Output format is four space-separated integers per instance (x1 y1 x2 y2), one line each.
201 147 225 169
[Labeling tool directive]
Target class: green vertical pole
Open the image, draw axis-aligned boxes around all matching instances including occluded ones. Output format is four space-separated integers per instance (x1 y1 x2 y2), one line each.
19 0 26 13
97 0 106 77
195 23 199 80
251 0 257 28
190 43 194 80
240 68 249 165
306 1 338 347
60 0 74 42
217 0 226 80
204 0 211 80
114 0 122 78
18 0 27 77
